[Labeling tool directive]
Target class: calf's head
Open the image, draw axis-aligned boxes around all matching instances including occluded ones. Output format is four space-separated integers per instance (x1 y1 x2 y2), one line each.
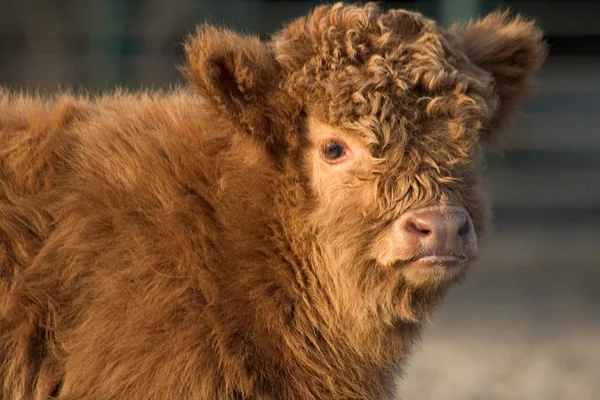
184 3 546 322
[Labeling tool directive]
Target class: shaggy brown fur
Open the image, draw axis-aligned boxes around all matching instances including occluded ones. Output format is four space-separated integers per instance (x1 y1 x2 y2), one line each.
0 3 545 399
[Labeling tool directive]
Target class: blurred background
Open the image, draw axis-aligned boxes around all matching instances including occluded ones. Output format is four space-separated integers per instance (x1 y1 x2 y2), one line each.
0 0 598 399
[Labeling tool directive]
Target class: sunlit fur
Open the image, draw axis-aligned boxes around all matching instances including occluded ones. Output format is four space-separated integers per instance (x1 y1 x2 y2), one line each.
1 3 546 399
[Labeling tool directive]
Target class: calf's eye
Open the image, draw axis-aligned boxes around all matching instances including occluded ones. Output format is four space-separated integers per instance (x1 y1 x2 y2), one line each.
321 140 346 162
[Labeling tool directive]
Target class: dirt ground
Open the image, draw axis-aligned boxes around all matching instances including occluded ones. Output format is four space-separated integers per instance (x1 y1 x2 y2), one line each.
400 217 600 399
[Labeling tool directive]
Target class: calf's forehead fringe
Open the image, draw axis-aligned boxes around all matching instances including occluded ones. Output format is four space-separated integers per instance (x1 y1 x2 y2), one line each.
271 2 495 148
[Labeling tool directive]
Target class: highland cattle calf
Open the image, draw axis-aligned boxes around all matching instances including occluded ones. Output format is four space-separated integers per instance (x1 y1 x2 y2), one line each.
0 3 545 399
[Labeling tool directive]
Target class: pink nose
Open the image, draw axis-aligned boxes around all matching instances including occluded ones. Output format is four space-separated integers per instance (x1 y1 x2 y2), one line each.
401 206 472 250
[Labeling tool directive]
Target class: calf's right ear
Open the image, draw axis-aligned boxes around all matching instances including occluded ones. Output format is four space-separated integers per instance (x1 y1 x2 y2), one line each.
183 26 284 146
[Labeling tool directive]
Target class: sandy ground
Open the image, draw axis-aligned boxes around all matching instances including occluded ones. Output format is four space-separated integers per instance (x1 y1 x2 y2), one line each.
400 221 600 399
401 319 600 399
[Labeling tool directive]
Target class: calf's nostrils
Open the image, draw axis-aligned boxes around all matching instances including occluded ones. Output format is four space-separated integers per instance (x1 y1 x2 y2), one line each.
397 206 476 255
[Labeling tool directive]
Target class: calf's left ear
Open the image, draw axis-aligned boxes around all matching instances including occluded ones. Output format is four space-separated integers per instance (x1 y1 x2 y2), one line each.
183 26 283 145
452 11 547 135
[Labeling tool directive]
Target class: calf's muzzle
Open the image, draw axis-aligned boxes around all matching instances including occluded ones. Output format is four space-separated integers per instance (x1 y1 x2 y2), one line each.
394 205 477 266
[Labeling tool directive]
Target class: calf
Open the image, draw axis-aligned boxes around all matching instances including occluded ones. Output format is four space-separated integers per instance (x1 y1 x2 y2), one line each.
0 3 545 399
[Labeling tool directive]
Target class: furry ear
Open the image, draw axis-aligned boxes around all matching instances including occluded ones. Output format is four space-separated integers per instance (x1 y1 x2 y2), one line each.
183 26 283 143
452 11 547 135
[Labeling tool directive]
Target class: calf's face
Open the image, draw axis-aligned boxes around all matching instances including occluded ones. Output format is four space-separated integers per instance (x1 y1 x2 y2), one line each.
305 118 478 291
185 4 546 321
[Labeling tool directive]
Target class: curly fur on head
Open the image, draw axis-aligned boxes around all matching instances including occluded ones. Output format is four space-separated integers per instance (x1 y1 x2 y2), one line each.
1 3 546 400
272 2 545 232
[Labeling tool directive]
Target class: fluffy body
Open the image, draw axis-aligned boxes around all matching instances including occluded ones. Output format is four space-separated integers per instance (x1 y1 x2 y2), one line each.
0 3 546 399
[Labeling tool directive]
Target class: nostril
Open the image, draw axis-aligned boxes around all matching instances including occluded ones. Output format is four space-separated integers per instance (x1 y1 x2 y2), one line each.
457 219 470 237
406 219 432 235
